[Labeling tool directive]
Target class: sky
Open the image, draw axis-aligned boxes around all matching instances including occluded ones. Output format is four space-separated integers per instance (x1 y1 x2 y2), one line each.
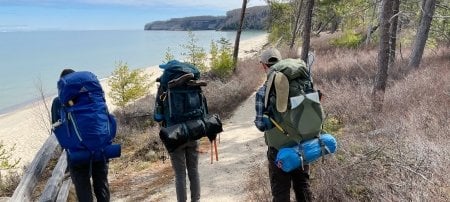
0 0 267 31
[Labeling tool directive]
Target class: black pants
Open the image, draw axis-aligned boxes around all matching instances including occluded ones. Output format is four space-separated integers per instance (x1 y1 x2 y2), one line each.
69 160 110 202
268 147 312 202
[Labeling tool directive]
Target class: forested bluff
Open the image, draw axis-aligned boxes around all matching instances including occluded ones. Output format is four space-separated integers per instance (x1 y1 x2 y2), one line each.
144 6 268 31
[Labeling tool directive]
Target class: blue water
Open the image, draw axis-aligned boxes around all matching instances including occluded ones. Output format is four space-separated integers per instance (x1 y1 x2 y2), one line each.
0 30 265 113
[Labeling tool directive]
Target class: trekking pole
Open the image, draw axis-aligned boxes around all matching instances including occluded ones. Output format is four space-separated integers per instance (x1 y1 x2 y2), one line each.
210 141 214 164
307 51 315 78
269 117 289 136
307 51 315 86
214 139 218 161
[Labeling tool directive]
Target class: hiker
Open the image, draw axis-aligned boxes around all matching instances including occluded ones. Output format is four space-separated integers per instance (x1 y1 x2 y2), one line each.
154 60 222 202
254 48 313 202
51 69 116 202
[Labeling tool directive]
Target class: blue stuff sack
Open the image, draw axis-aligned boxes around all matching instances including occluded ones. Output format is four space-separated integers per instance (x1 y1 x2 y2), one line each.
275 147 303 172
275 133 337 172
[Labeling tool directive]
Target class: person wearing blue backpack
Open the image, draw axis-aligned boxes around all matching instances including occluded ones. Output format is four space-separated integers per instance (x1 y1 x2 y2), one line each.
254 48 313 202
51 68 117 202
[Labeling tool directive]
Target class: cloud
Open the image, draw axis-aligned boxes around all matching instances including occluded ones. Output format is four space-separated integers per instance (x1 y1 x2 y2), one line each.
1 0 267 10
83 0 267 9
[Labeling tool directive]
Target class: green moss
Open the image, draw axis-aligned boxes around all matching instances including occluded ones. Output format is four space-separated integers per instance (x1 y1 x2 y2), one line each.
345 184 372 200
323 116 344 134
330 31 364 48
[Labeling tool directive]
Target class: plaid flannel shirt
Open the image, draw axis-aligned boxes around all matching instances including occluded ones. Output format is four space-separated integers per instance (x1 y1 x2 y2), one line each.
254 85 266 132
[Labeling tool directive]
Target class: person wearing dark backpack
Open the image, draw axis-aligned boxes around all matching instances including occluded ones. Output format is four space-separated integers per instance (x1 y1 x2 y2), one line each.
154 60 216 202
254 48 313 202
51 69 117 202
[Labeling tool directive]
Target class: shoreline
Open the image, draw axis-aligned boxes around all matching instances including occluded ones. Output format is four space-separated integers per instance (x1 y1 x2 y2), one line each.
0 32 267 117
0 33 268 169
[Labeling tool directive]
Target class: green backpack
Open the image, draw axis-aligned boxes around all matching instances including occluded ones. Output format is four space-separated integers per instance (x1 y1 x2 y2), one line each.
264 58 324 149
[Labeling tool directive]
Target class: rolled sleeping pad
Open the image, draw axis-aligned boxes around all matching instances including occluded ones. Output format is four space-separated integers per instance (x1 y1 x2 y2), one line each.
275 133 337 172
103 144 121 159
68 149 91 164
68 144 122 164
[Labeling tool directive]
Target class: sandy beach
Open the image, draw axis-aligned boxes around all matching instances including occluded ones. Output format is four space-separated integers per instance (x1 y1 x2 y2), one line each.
0 33 268 170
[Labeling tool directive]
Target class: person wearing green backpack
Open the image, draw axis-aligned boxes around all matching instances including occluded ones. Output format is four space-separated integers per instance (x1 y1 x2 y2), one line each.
254 48 313 202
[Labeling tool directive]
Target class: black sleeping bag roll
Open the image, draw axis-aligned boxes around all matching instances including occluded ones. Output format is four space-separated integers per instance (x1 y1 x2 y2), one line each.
159 114 224 152
159 124 189 152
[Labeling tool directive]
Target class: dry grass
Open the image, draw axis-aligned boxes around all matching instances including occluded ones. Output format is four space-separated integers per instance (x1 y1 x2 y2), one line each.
244 33 449 201
204 57 265 119
244 162 271 202
0 171 20 197
310 46 450 201
111 32 449 201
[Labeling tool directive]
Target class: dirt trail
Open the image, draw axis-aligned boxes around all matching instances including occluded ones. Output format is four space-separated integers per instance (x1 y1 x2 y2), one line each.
147 93 267 201
109 34 269 202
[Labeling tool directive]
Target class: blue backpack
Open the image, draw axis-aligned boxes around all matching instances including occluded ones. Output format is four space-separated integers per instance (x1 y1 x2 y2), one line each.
154 60 223 152
53 71 121 164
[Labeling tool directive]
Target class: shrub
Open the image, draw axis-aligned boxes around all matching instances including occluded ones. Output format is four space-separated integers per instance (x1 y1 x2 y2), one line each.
0 142 20 197
0 143 20 170
330 31 364 48
180 31 207 72
203 58 264 119
108 62 152 109
162 47 175 64
210 38 235 79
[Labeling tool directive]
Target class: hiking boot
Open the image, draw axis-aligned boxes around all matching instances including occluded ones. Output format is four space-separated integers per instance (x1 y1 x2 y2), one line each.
168 73 195 88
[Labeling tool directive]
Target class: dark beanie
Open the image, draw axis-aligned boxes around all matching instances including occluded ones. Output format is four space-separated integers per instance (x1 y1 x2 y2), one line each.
60 68 75 78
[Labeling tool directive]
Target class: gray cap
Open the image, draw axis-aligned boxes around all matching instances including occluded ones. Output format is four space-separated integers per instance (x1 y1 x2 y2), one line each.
260 48 282 65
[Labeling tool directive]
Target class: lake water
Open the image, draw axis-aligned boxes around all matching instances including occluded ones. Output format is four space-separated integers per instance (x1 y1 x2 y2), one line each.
0 30 265 113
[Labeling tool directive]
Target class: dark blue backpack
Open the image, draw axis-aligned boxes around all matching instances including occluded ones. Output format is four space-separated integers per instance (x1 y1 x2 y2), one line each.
53 71 120 164
155 60 206 126
154 60 223 152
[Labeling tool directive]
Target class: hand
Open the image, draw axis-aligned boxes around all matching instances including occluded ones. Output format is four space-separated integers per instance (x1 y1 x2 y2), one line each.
262 115 273 131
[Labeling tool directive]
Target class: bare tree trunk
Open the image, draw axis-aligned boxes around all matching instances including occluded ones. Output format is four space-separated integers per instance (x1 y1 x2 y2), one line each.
365 0 379 45
389 0 400 65
330 17 340 33
289 0 304 50
233 0 248 72
300 0 315 63
34 78 52 134
408 0 436 68
372 0 394 112
315 14 336 35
